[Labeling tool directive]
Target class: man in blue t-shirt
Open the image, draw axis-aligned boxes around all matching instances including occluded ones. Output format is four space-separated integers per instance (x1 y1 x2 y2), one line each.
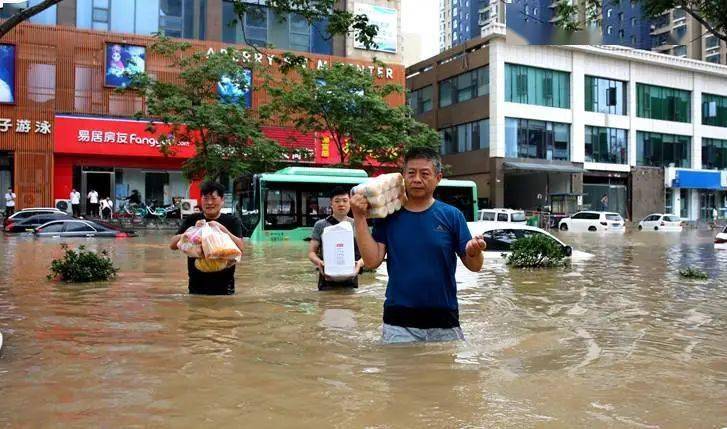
351 147 486 344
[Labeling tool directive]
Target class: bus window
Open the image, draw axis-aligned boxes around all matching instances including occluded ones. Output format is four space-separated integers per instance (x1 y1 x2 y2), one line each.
265 189 298 229
435 186 475 221
301 191 330 227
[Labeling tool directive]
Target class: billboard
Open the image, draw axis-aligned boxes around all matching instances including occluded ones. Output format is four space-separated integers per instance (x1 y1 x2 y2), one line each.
0 44 15 104
217 68 252 107
105 43 146 88
353 3 398 53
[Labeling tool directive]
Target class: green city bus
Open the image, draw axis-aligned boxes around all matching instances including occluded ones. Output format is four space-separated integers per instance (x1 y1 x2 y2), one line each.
233 167 477 242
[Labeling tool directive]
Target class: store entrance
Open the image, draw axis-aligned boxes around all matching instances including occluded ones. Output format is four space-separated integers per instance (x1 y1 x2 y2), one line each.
81 169 114 216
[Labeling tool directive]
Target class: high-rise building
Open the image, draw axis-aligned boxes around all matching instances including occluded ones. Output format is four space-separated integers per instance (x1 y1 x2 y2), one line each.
649 8 726 65
440 0 651 50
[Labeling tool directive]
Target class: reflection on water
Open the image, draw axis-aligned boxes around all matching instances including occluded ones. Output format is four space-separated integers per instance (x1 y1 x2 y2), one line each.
1 230 726 427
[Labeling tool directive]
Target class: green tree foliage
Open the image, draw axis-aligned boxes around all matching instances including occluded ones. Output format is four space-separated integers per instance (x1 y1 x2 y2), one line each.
47 245 118 282
262 62 440 167
679 266 709 279
124 36 287 181
505 234 568 268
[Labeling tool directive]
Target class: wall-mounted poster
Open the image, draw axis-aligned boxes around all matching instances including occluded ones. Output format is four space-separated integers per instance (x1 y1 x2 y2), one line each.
0 44 16 104
105 43 146 88
217 68 252 107
353 4 398 53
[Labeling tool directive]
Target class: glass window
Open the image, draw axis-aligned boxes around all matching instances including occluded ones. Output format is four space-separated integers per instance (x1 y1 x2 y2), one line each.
680 189 688 218
66 222 95 232
39 223 65 233
438 66 488 107
636 83 691 123
674 26 687 39
673 45 687 56
702 138 727 170
497 213 508 221
28 63 56 105
289 13 311 51
504 118 570 161
665 188 673 214
265 189 298 229
673 8 686 19
636 131 690 167
439 119 489 155
702 93 727 128
705 36 719 49
585 126 628 164
706 54 720 63
584 75 627 115
505 64 570 108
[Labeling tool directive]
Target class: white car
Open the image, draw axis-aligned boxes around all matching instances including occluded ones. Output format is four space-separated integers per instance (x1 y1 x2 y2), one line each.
477 208 526 223
558 211 625 232
467 221 592 261
3 207 64 227
638 213 683 232
716 225 727 249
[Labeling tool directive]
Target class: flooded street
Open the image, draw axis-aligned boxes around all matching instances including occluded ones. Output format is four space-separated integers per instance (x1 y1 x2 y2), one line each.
1 230 726 428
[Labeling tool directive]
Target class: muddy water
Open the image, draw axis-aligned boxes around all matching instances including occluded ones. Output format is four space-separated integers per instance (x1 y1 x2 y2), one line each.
0 230 726 428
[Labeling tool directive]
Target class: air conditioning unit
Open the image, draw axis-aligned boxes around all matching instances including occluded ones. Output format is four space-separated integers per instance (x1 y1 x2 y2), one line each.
55 199 73 214
180 198 198 217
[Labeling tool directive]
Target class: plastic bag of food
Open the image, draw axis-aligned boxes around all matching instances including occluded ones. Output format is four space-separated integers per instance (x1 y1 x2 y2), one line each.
178 220 206 258
200 222 242 262
352 173 407 218
194 258 233 273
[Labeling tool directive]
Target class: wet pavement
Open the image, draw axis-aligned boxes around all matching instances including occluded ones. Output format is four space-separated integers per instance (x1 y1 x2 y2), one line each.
0 229 726 428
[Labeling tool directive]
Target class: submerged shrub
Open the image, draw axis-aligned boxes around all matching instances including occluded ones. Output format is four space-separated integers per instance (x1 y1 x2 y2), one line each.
679 266 708 280
47 244 118 282
505 234 568 268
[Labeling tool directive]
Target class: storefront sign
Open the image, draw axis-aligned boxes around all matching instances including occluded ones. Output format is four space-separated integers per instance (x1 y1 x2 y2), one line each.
0 118 51 134
54 115 195 158
205 48 396 80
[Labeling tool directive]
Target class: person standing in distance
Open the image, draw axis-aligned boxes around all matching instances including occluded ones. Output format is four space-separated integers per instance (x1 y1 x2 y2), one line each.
4 187 16 218
87 188 99 217
70 188 81 217
170 182 244 295
351 147 486 344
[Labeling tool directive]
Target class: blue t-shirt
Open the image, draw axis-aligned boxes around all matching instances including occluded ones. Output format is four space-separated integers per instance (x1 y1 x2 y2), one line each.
372 200 472 328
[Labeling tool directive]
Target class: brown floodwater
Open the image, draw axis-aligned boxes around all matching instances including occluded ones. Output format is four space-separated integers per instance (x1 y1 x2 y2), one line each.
0 229 726 428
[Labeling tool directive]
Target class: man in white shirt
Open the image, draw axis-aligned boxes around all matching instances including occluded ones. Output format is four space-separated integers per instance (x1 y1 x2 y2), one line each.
4 187 15 217
87 189 99 217
70 188 81 217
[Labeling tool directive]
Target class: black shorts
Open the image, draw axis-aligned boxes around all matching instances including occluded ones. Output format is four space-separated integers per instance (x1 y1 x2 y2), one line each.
318 274 358 291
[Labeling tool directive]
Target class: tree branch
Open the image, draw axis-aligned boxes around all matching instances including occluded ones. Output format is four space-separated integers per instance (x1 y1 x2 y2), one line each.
678 1 727 43
0 0 65 39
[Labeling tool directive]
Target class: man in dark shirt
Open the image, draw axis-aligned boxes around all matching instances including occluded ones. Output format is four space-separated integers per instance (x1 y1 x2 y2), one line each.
308 186 364 291
170 182 244 295
351 147 486 343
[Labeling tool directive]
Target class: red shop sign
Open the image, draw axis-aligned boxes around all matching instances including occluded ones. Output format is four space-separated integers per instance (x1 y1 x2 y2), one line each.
54 115 196 158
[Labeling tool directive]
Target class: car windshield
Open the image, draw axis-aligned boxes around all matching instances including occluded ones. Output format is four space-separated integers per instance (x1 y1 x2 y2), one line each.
511 212 526 222
663 215 680 222
605 214 622 221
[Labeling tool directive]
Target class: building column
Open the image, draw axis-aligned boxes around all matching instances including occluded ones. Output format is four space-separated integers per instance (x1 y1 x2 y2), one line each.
571 52 585 163
489 37 506 159
628 61 638 168
691 71 702 169
690 189 700 221
673 188 682 218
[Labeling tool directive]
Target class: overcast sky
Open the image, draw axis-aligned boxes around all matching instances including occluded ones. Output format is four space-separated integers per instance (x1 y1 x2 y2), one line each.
401 0 439 63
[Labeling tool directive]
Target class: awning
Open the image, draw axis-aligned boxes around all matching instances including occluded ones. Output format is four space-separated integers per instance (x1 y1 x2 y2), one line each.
673 169 723 190
503 161 584 174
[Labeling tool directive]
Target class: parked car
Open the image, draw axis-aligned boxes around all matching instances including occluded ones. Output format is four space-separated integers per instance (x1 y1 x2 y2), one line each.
3 207 64 227
477 209 526 223
715 225 727 249
34 219 136 238
638 213 683 231
467 222 592 260
558 211 625 232
4 213 73 233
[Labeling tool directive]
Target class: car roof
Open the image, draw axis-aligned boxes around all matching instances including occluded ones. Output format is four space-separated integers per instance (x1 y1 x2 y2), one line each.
467 221 565 244
15 207 62 212
20 213 72 221
479 208 524 213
